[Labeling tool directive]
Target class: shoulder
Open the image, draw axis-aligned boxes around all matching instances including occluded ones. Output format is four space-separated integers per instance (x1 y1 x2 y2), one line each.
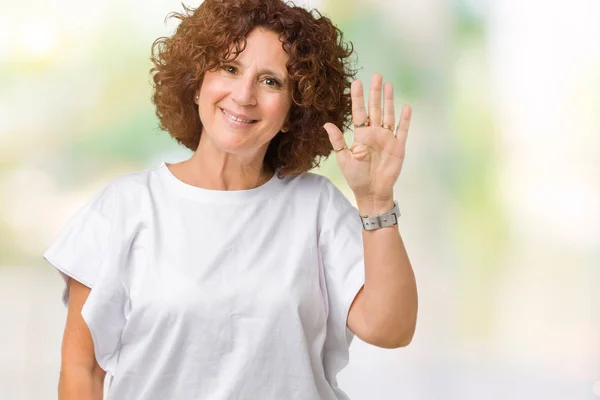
293 172 350 203
70 165 159 228
282 171 355 219
274 171 341 209
282 171 336 194
100 165 159 207
108 165 156 192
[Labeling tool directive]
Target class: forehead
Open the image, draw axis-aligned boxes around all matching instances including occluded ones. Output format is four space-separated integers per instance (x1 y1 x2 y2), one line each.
228 28 289 71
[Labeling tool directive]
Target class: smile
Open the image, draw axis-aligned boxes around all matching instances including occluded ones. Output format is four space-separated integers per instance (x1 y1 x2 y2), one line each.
220 108 258 124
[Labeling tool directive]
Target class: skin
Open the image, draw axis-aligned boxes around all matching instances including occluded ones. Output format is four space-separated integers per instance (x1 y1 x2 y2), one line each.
324 74 418 348
58 28 295 399
169 27 292 191
59 280 106 399
59 25 418 400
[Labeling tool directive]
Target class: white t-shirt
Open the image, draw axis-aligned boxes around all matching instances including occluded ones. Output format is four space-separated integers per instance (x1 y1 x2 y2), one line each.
43 161 365 400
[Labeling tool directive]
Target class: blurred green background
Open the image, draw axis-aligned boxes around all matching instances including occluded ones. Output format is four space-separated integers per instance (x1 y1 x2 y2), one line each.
1 0 599 398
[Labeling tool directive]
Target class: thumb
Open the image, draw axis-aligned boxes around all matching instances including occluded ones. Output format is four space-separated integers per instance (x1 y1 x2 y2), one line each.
323 123 347 153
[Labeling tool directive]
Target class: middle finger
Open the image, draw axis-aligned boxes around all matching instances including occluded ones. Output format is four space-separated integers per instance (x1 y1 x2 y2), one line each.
368 73 383 126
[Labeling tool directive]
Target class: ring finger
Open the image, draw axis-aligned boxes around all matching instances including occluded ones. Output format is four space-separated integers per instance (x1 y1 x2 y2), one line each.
382 82 396 134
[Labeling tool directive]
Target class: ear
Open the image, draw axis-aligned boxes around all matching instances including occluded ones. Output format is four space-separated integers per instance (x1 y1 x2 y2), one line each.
281 110 292 133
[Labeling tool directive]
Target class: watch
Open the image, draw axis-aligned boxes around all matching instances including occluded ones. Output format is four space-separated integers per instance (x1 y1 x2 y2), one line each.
359 201 400 231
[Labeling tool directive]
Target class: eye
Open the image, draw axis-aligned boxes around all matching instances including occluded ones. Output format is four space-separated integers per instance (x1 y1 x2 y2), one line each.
263 77 281 87
222 65 238 74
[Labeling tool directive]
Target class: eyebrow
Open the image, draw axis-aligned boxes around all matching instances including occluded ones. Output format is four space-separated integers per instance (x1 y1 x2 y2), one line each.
227 60 288 85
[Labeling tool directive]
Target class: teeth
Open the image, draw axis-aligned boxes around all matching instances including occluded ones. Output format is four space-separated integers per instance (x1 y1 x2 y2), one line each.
223 109 254 124
230 115 253 123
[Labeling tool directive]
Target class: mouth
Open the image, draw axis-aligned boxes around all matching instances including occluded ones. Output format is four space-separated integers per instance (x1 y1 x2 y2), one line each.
219 108 258 124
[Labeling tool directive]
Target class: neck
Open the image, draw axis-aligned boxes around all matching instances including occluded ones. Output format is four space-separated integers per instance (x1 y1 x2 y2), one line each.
184 136 273 191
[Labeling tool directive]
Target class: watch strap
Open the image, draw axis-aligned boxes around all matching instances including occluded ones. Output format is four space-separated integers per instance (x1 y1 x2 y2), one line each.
360 201 400 231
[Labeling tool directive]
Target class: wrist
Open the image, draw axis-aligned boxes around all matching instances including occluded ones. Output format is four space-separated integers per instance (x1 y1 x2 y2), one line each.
355 196 395 216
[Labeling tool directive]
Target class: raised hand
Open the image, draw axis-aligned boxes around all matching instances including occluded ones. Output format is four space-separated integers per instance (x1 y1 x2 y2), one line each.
323 73 412 212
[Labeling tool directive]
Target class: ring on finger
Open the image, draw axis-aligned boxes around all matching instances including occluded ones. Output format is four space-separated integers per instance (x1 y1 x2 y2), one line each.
333 145 347 153
354 116 370 128
382 123 395 132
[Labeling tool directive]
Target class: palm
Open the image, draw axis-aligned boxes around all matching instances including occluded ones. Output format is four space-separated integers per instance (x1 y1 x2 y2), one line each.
324 73 412 201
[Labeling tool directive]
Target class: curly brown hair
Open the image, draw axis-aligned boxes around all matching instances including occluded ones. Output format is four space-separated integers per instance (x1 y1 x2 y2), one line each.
150 0 356 176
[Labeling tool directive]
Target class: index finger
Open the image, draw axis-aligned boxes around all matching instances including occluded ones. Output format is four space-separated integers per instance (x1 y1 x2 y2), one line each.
351 80 368 126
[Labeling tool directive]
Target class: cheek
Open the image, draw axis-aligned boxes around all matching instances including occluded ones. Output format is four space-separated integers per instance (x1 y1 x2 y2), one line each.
199 72 229 100
263 97 291 124
198 91 227 125
199 83 223 105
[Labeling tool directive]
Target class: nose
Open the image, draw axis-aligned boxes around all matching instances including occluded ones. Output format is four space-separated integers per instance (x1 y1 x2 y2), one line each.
231 75 257 107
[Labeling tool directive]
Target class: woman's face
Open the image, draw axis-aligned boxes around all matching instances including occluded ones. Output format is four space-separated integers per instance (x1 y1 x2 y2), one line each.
195 27 292 158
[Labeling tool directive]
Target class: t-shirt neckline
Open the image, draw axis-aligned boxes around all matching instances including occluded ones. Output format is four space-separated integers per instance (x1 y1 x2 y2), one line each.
156 161 283 202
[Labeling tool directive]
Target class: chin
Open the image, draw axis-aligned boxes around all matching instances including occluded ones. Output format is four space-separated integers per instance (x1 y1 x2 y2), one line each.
202 122 272 156
212 134 255 155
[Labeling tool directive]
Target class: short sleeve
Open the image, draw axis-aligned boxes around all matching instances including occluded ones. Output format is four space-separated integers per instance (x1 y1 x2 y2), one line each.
43 181 128 374
317 177 365 377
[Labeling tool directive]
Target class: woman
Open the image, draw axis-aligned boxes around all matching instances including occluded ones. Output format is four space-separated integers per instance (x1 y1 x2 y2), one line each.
44 0 418 399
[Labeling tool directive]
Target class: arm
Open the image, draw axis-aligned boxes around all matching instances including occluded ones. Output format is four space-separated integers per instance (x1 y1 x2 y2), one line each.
59 279 106 400
347 198 418 349
324 73 418 349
